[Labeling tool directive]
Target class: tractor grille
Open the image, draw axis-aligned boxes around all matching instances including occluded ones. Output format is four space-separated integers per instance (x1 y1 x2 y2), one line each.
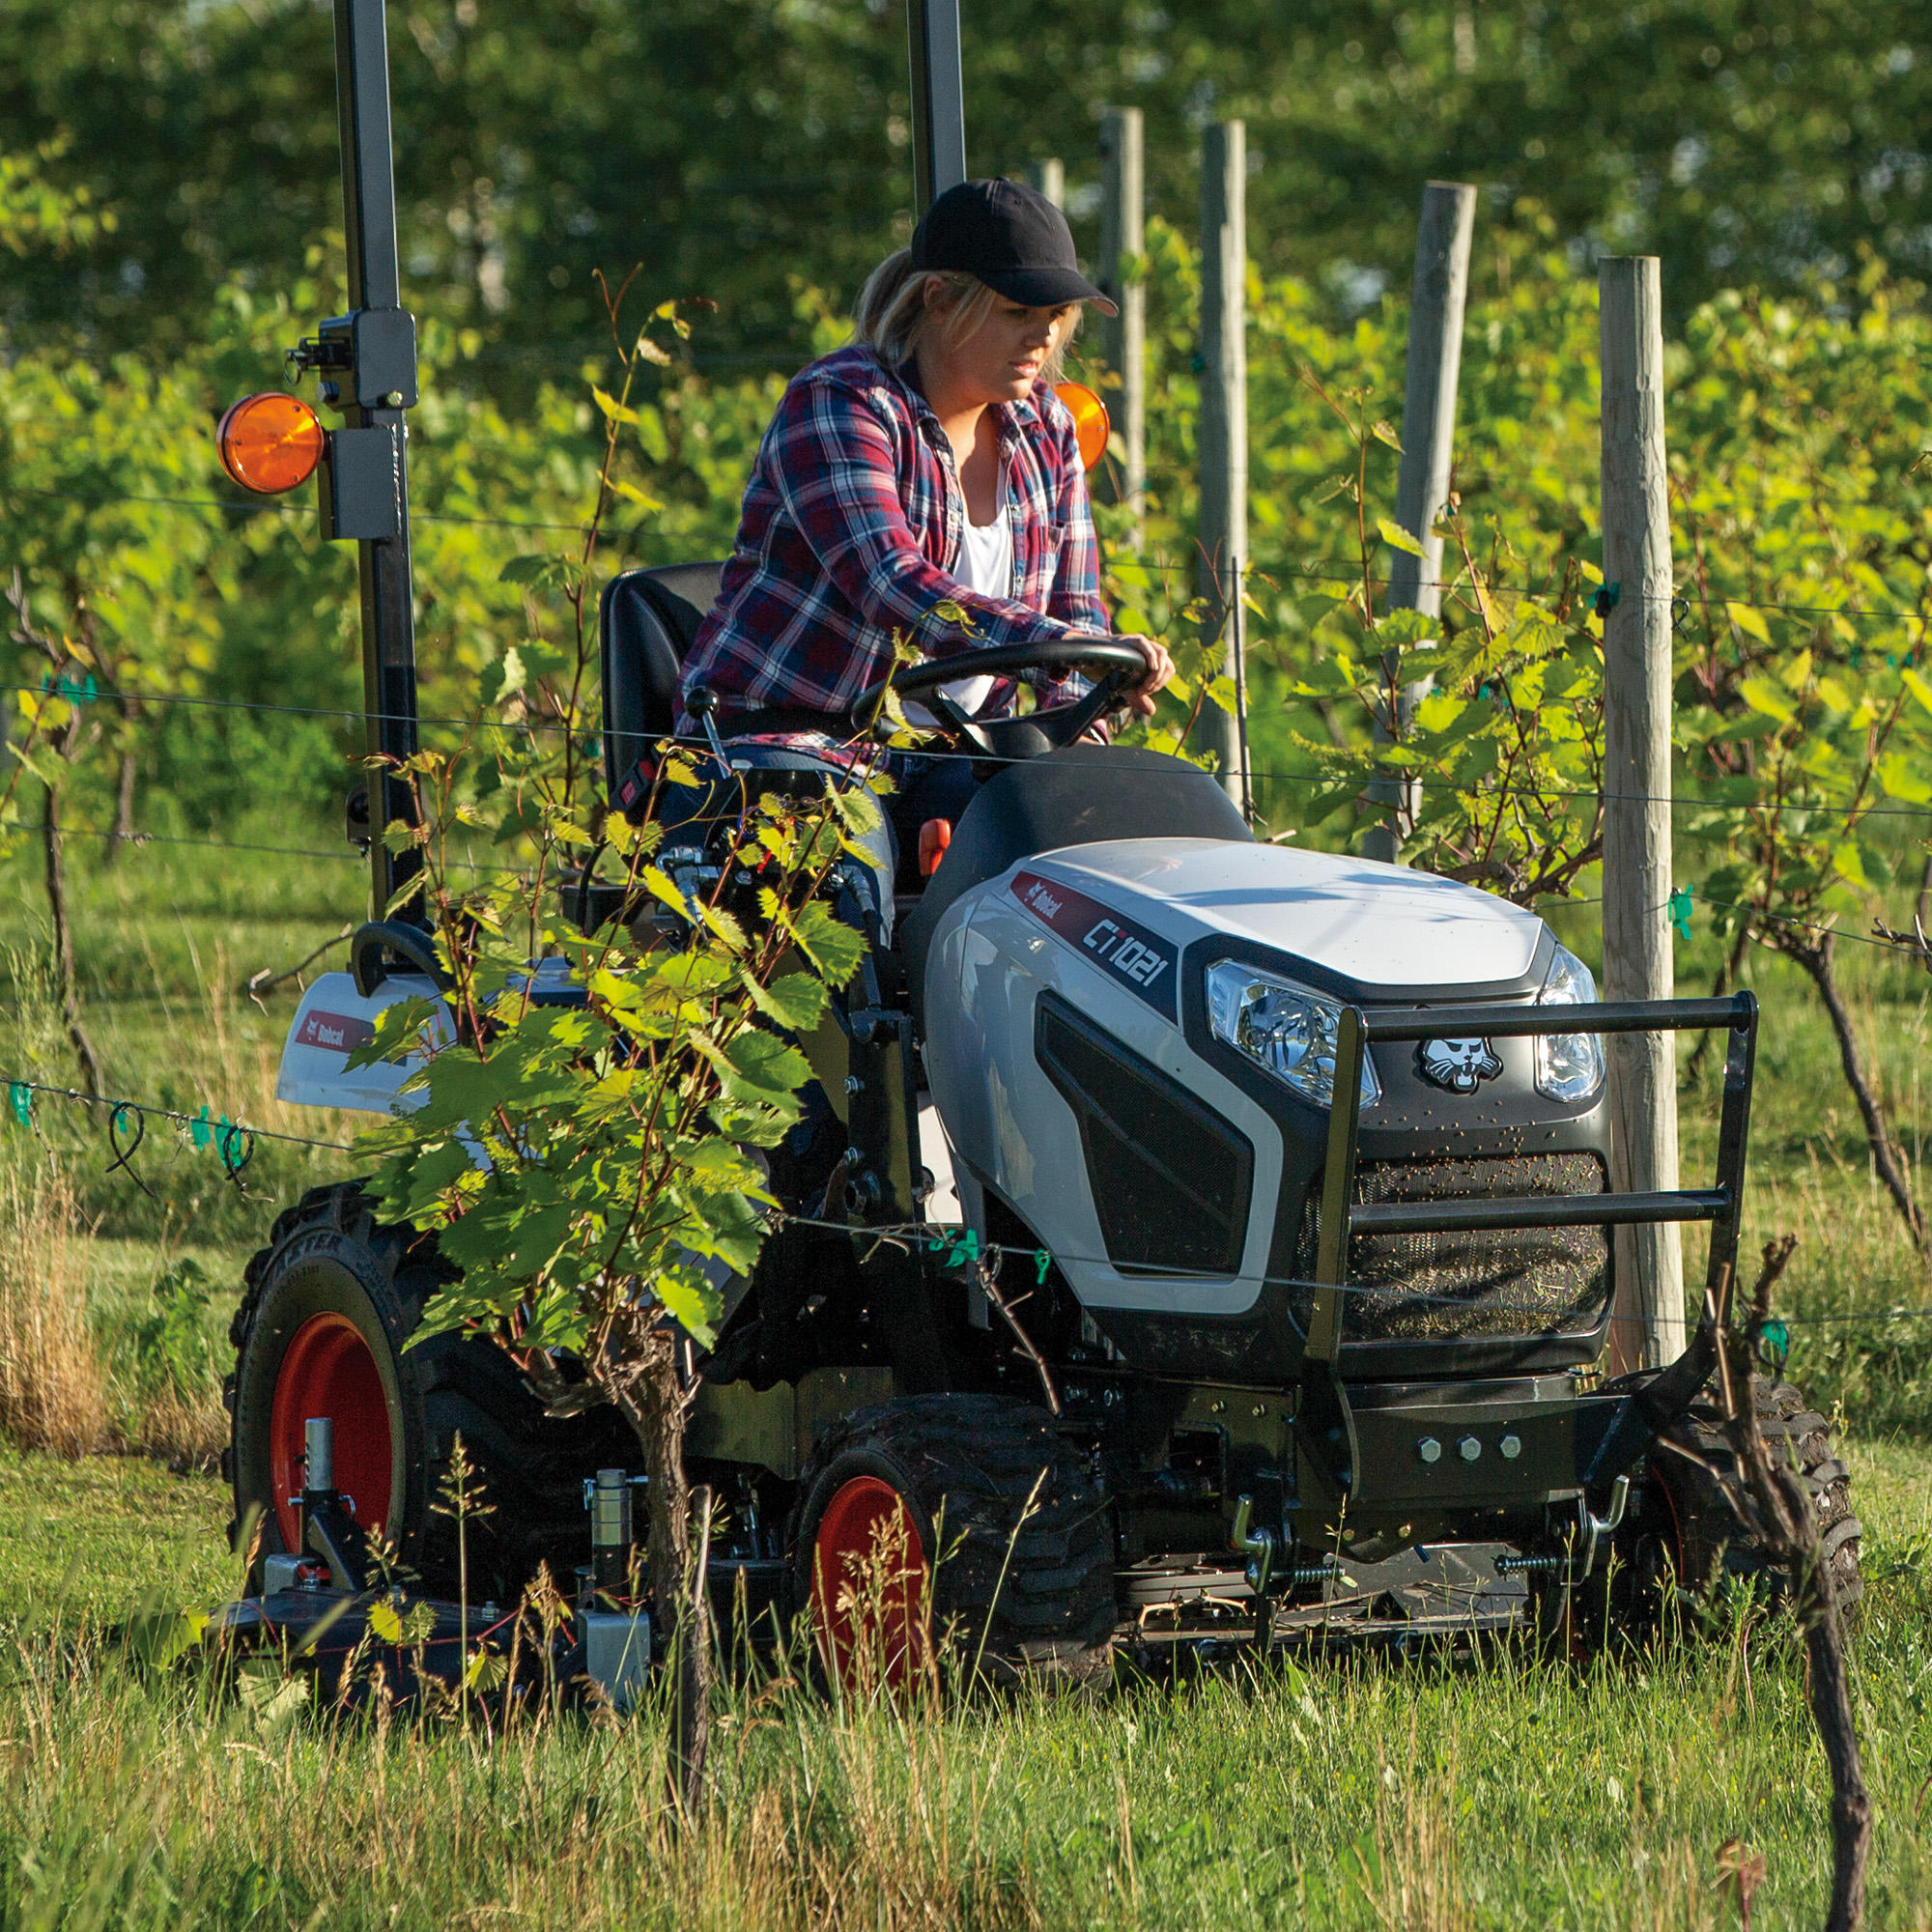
1037 995 1254 1277
1292 1152 1610 1342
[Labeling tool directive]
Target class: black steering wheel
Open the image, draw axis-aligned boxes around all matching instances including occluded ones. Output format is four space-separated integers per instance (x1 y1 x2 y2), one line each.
849 638 1150 764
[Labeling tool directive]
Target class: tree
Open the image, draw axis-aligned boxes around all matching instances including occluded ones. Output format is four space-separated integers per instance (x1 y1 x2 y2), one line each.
349 301 870 1804
4 0 1930 376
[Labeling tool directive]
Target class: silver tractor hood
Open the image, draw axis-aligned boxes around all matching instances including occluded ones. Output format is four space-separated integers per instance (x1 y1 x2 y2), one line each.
1009 838 1546 1000
920 837 1608 1378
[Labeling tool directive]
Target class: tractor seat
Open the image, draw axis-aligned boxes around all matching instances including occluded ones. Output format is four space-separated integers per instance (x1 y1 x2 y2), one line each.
599 560 725 810
898 744 1254 1027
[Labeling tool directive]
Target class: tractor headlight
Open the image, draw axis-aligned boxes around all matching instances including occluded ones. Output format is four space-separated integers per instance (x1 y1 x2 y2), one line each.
1534 944 1605 1103
1207 961 1379 1110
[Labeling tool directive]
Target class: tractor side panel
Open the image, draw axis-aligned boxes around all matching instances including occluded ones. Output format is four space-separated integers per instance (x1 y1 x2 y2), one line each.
923 881 1283 1323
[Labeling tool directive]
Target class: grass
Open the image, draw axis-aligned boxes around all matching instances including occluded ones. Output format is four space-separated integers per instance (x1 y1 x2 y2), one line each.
0 824 364 1463
0 817 1930 1927
3 1438 1932 1929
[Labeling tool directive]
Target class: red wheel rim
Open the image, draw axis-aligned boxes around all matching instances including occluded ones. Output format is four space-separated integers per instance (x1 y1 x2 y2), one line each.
268 1313 395 1554
810 1475 928 1688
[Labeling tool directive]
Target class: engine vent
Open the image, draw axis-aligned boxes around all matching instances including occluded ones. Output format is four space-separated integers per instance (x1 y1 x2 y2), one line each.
1293 1152 1610 1342
1037 994 1254 1277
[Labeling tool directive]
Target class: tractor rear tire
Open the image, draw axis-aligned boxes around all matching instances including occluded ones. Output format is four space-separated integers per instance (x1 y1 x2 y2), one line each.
223 1182 630 1604
786 1394 1117 1690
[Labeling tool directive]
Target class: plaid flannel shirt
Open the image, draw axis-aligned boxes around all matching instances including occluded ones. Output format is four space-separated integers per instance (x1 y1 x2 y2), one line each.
676 344 1111 734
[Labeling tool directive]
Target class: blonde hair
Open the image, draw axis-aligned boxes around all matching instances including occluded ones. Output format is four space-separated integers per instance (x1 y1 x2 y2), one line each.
852 247 1081 381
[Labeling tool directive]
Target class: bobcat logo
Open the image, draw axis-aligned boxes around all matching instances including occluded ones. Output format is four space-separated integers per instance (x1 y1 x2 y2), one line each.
1417 1036 1504 1094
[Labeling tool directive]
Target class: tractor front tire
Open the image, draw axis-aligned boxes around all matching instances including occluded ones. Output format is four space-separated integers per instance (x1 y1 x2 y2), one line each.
1588 1375 1862 1649
787 1394 1117 1690
1647 1375 1862 1619
223 1183 629 1603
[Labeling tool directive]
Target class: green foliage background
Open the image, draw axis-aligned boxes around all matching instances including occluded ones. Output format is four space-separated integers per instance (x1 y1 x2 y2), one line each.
0 21 1928 1254
3 0 1930 366
3 130 1926 939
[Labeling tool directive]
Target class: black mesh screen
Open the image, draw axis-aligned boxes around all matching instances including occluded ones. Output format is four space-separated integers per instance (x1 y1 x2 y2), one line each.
1293 1152 1611 1341
1037 996 1254 1276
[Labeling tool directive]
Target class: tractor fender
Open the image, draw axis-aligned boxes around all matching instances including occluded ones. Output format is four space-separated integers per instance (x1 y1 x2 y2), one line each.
276 969 455 1116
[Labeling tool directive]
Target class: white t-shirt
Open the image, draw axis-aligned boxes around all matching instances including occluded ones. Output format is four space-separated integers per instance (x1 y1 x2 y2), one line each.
906 479 1011 727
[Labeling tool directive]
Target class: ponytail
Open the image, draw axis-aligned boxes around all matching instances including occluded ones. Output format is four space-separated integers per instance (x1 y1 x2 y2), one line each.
852 249 1001 365
854 248 923 355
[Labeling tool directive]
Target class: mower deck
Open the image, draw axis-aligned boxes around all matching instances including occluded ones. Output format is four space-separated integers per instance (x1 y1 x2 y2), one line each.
1122 1542 1529 1641
221 1534 1535 1712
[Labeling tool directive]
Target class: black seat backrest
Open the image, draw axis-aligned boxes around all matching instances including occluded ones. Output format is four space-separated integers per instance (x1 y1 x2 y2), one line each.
599 561 726 799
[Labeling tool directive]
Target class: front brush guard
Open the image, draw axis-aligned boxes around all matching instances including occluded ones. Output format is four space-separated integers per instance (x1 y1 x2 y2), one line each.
1295 993 1758 1512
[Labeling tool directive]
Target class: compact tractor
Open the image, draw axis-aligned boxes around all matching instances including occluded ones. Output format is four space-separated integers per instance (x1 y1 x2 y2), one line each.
216 0 1859 1687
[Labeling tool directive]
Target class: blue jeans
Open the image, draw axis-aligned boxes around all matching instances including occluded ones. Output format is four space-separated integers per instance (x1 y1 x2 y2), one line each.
656 743 980 945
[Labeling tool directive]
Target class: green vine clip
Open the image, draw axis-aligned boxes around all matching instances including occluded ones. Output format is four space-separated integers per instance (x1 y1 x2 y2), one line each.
924 1227 980 1267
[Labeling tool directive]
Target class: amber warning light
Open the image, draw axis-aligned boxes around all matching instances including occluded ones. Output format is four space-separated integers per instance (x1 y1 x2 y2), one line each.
1053 382 1111 471
217 392 325 495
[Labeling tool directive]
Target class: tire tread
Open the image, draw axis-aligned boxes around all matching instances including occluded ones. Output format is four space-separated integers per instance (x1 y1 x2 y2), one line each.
1658 1377 1862 1615
225 1182 628 1600
787 1393 1116 1686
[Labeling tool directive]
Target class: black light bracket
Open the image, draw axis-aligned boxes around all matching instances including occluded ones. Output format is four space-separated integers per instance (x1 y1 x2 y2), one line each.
293 307 419 412
286 0 426 930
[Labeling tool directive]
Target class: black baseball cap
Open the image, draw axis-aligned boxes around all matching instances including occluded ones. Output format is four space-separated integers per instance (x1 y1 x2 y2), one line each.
909 179 1119 317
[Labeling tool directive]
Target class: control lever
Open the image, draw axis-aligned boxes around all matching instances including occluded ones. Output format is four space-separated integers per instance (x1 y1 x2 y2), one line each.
1229 1493 1278 1597
685 686 733 777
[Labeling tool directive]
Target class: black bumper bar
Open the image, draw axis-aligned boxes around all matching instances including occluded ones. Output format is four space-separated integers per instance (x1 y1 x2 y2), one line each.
1350 1188 1732 1237
1298 991 1759 1508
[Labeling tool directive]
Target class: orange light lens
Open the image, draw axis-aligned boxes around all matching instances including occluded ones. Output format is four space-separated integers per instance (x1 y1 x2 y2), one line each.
1054 381 1111 470
216 392 325 495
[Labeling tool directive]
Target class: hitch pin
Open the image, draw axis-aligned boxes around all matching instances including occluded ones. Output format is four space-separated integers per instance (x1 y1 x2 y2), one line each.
1577 1473 1631 1579
1496 1474 1631 1581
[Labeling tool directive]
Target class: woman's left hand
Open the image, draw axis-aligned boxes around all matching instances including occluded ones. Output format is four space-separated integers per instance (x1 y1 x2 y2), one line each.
1114 633 1176 718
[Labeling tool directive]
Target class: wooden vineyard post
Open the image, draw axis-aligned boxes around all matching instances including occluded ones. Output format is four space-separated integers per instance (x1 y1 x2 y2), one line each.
1099 106 1146 547
1363 181 1476 866
1024 157 1064 208
1197 120 1249 815
1599 256 1685 1373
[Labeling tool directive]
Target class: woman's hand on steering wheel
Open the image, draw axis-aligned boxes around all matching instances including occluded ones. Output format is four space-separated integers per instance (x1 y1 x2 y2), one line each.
1109 633 1176 718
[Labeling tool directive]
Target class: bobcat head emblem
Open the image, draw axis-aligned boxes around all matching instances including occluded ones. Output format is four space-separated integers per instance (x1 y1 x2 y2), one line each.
1417 1037 1504 1094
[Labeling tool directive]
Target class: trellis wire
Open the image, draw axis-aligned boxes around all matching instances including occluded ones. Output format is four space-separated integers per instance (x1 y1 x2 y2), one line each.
3 1067 1925 1339
5 677 1931 826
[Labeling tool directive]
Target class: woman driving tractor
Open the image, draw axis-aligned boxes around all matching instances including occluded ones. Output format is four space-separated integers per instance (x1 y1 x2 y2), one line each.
667 177 1174 928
